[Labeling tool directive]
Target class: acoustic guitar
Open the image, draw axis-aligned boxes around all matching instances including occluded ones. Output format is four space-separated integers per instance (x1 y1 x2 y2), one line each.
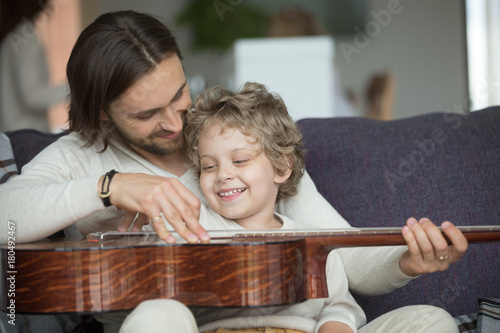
1 226 499 314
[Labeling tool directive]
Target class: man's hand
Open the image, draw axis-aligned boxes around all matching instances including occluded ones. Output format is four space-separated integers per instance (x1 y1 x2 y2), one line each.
99 172 209 243
399 217 468 276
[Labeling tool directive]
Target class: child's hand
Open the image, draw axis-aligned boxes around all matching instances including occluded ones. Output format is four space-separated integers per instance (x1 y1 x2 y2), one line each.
399 217 468 276
318 321 354 333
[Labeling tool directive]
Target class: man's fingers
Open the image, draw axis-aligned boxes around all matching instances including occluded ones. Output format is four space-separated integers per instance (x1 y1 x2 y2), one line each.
441 221 468 262
149 214 175 243
131 213 149 232
418 218 449 262
400 217 467 276
158 180 209 242
402 218 421 258
118 211 138 232
406 217 436 262
149 192 198 243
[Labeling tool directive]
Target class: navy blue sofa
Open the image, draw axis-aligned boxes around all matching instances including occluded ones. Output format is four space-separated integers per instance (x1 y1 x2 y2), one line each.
296 107 500 321
6 107 500 327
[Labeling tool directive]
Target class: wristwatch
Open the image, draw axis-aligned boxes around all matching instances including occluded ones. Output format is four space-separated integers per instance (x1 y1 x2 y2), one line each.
98 169 119 207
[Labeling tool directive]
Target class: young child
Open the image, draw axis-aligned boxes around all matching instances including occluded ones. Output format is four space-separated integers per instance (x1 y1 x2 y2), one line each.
118 82 458 333
119 82 364 333
183 81 364 332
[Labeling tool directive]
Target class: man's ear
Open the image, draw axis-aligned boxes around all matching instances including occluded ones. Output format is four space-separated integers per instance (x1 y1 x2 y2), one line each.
99 111 110 121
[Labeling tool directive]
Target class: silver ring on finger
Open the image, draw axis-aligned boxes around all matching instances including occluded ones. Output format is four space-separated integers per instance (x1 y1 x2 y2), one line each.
149 216 162 224
438 255 449 261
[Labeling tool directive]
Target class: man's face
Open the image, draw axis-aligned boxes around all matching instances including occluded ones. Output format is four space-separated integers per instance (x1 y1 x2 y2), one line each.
106 56 191 159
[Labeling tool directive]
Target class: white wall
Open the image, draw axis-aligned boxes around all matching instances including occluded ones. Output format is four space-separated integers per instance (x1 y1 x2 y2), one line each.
232 37 336 120
88 0 469 119
334 0 468 119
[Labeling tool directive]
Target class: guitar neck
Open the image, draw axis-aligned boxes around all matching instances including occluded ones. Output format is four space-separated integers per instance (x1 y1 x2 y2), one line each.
86 226 500 248
228 226 500 246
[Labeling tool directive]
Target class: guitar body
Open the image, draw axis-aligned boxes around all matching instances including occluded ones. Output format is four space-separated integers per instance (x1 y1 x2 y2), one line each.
2 227 499 314
1 234 325 313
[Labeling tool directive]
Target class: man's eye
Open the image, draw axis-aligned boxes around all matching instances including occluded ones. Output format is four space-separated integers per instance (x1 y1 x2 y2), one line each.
137 113 154 120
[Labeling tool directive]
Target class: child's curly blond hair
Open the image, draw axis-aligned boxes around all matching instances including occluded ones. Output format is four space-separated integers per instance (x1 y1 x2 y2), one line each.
184 82 305 201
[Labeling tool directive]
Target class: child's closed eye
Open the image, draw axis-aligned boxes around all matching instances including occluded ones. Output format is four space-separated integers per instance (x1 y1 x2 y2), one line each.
201 164 217 171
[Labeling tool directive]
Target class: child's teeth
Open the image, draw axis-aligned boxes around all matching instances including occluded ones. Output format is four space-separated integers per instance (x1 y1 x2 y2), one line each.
220 189 244 197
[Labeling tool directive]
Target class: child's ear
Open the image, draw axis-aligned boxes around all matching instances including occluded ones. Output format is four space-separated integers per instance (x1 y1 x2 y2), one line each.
274 156 293 184
274 167 292 184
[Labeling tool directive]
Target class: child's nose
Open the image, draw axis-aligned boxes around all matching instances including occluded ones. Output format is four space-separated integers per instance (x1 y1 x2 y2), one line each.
217 164 234 182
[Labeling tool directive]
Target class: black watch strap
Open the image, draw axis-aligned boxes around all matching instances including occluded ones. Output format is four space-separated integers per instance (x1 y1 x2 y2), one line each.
98 170 119 207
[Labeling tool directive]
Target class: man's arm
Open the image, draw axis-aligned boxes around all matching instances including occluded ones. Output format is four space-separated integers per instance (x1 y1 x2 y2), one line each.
277 171 469 295
0 135 207 244
0 166 104 244
276 171 415 295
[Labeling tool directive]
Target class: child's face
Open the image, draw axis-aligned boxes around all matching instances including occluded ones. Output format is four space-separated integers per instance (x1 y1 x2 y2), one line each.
198 125 289 228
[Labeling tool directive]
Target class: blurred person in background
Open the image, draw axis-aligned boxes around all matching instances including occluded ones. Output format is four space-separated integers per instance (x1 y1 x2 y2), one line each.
0 0 69 133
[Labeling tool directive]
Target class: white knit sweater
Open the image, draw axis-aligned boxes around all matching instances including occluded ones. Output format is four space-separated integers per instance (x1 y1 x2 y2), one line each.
182 207 366 333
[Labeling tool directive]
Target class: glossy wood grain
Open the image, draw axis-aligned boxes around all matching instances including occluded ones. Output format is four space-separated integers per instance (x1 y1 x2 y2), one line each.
2 226 499 314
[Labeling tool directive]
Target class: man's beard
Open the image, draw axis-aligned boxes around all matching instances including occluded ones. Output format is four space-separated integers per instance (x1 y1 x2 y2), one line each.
120 128 185 156
110 121 186 157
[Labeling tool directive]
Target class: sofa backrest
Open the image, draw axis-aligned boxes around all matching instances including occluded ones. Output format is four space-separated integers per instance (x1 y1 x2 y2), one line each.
297 107 500 319
297 108 499 229
7 129 67 171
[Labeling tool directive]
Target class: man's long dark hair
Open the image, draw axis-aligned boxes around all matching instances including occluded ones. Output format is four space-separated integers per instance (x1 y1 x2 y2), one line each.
66 10 182 150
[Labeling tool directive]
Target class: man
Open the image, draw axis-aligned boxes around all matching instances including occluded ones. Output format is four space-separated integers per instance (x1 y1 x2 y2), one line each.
0 11 466 332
